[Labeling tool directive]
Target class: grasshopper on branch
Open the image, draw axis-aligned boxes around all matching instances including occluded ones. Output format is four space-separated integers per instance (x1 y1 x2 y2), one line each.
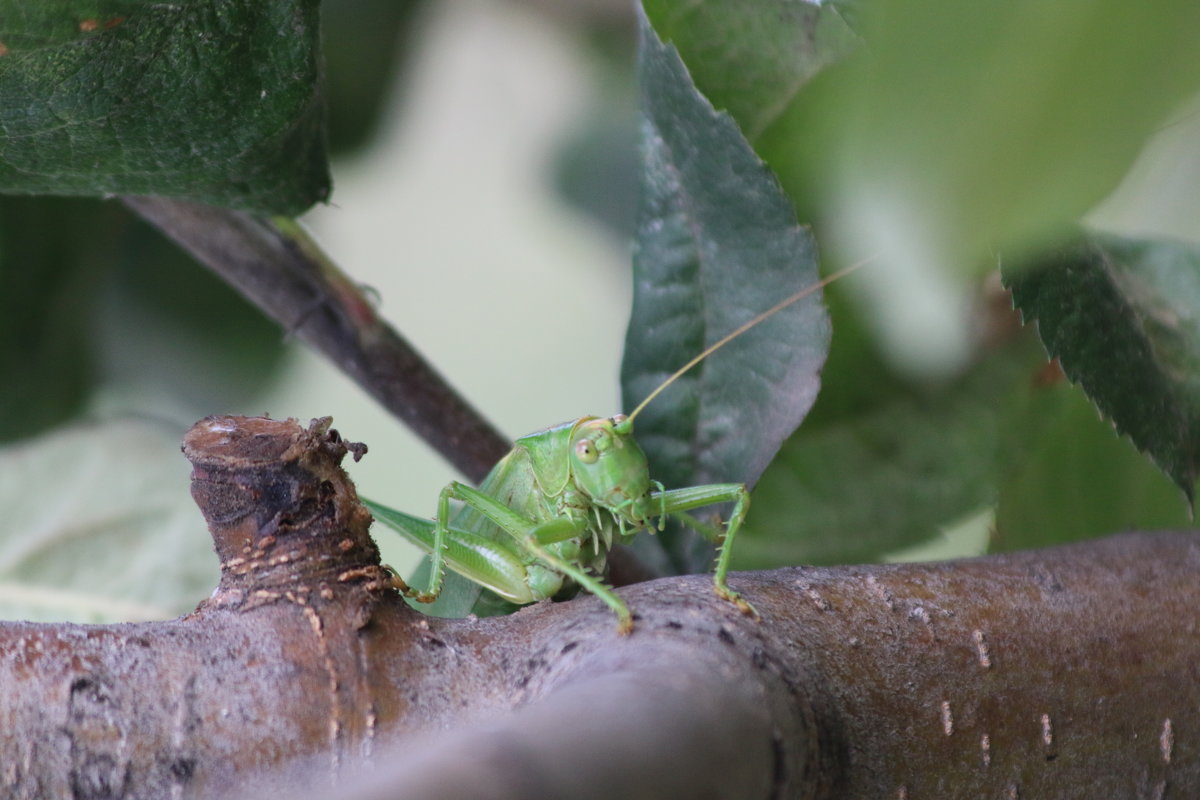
365 260 868 633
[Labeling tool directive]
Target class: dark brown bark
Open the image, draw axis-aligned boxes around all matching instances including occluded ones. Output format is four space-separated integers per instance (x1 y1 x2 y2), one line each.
1 416 1196 799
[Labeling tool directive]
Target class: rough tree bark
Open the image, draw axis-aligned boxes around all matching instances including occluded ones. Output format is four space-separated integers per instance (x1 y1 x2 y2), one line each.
0 416 1194 799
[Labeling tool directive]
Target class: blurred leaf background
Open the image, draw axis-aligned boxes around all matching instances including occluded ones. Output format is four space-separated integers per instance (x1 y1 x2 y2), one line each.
2 0 1200 622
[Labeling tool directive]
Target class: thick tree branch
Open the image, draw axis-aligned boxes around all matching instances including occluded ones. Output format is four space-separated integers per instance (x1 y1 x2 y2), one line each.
315 531 1200 800
308 646 792 800
120 196 509 483
2 417 1195 799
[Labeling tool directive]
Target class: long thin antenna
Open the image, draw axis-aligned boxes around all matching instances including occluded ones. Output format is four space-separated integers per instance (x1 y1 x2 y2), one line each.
625 255 877 424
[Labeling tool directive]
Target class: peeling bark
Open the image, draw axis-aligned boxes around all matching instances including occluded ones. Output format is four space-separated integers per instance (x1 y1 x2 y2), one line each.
1 416 1196 799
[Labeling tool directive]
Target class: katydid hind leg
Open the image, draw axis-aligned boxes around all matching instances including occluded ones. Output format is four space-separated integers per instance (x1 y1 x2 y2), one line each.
447 482 635 633
655 484 759 619
387 480 489 603
401 482 459 603
363 497 507 613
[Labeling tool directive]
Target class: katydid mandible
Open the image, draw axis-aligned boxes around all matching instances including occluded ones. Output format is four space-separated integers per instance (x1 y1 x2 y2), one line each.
365 261 866 633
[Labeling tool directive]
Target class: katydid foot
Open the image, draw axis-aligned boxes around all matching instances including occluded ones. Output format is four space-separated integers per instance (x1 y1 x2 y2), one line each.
386 568 440 604
714 583 760 621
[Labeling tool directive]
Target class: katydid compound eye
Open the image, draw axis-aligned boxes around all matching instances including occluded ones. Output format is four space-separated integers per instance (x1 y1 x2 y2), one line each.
575 439 599 464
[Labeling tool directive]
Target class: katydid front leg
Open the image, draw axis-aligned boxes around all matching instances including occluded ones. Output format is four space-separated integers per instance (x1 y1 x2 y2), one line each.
653 483 757 619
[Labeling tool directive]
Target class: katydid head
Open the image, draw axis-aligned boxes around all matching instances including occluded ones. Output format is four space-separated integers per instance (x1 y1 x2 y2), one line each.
569 415 655 525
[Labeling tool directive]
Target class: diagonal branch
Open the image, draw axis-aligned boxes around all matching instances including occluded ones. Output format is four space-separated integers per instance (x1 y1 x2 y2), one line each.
121 195 510 483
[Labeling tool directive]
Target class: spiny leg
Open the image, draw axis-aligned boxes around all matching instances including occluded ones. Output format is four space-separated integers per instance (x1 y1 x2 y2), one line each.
522 528 633 634
447 483 634 634
397 481 461 604
654 483 758 619
384 564 415 594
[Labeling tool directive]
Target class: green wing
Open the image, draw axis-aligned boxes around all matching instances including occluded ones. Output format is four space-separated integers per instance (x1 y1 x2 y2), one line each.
363 500 535 604
456 446 546 535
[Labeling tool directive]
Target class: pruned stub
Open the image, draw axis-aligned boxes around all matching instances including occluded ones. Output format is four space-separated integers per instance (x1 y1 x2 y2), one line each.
182 416 388 608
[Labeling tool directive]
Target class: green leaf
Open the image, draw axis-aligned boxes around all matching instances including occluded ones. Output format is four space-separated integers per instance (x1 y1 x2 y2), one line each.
1004 233 1200 502
0 419 217 622
0 1 328 214
739 0 1200 377
621 9 828 574
642 0 859 142
0 196 111 442
735 321 1041 568
993 376 1192 551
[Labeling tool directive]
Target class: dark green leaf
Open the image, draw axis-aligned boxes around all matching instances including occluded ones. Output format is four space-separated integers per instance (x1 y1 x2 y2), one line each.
0 1 328 214
1005 233 1200 502
100 212 289 411
0 196 111 441
993 376 1192 551
322 0 424 155
554 102 639 238
622 10 828 574
0 197 290 443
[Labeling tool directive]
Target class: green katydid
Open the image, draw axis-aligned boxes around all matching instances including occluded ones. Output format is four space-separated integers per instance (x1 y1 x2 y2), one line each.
364 260 867 633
